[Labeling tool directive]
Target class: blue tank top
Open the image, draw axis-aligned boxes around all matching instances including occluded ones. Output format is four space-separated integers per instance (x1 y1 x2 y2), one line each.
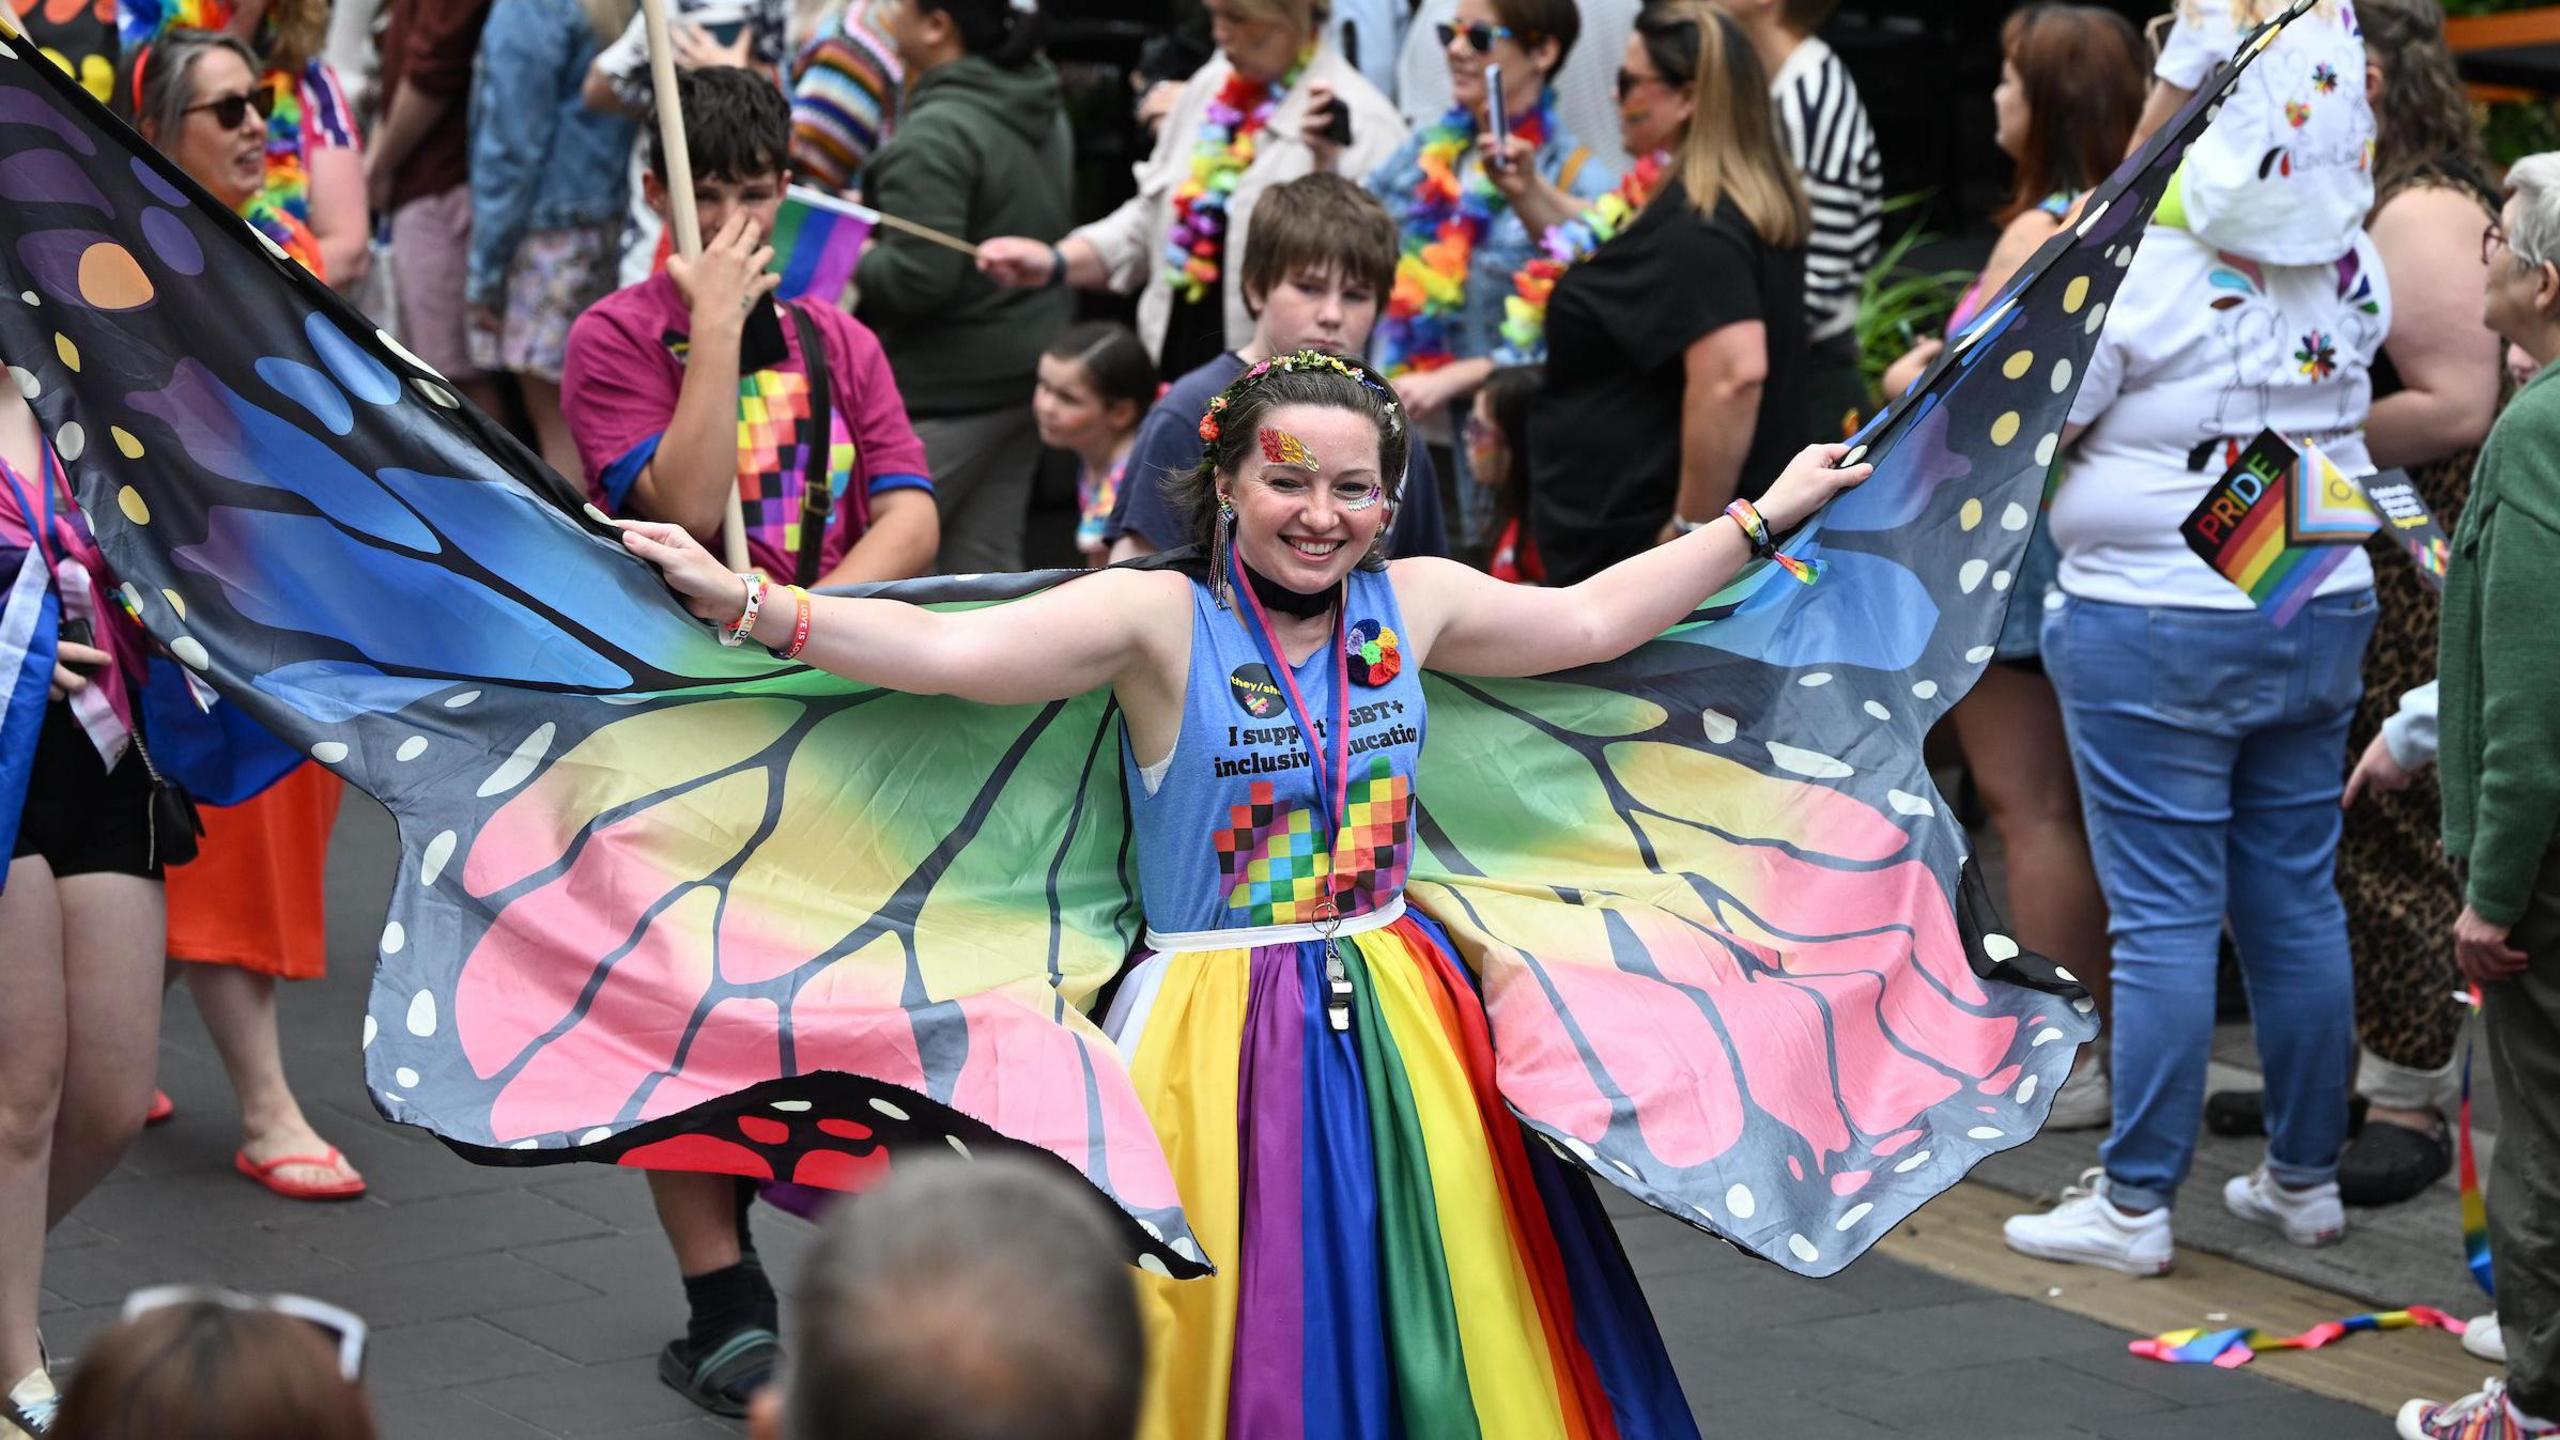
1123 566 1428 938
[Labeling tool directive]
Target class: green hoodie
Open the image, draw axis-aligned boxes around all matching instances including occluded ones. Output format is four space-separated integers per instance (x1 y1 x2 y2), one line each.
2439 359 2560 926
852 54 1073 417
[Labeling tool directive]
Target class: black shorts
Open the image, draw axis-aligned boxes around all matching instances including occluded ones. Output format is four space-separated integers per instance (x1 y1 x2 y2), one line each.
10 699 159 881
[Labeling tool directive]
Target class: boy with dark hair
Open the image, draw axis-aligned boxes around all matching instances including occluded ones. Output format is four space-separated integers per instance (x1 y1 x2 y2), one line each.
1107 172 1447 561
557 65 937 1418
1719 0 1883 436
565 66 937 591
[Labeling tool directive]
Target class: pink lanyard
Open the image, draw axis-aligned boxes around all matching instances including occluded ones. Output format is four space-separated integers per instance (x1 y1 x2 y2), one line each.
1228 545 1351 842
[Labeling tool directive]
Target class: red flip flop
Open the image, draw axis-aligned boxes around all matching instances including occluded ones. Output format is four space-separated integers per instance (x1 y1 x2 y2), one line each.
234 1146 367 1201
144 1090 174 1126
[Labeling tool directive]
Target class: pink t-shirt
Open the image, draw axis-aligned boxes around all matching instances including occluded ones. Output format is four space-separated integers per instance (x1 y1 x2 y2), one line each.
561 275 932 580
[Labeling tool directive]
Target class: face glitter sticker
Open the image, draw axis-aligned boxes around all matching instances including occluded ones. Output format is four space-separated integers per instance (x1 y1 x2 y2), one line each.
1340 480 1383 513
1258 427 1318 471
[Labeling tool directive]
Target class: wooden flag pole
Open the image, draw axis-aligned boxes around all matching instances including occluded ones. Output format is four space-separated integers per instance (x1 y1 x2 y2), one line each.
639 0 749 570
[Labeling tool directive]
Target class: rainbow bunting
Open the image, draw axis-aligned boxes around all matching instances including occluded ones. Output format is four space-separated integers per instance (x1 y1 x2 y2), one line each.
2133 1307 2466 1368
2179 429 2360 627
765 184 874 304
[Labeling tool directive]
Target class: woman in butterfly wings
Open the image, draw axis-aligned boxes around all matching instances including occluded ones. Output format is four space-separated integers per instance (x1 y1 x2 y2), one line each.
624 345 2062 1435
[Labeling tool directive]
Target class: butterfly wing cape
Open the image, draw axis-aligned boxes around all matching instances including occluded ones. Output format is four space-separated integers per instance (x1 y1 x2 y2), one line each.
0 5 2279 1278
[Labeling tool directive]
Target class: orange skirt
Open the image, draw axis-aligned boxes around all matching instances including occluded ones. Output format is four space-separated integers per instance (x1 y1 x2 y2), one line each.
164 762 341 979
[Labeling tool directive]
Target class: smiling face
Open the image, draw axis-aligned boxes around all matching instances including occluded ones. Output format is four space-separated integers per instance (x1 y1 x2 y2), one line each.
1445 0 1553 125
1219 403 1390 593
1617 30 1691 158
162 48 266 211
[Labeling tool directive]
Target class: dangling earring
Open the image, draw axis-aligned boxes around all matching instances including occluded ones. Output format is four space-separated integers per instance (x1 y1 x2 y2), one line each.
1211 496 1238 609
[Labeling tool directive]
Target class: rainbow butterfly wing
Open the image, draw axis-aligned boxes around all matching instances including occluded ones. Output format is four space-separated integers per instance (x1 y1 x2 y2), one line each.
0 34 1202 1275
1408 16 2282 1275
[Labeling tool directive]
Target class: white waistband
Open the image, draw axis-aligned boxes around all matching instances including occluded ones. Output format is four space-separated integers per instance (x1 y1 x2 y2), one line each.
1142 895 1407 954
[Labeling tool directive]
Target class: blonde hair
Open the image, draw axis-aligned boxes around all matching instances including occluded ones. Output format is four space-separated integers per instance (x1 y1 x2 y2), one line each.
1643 1 1809 248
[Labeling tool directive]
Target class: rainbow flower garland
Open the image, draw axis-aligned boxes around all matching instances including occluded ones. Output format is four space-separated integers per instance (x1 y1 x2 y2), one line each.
1374 97 1552 378
1492 150 1668 365
1162 54 1307 305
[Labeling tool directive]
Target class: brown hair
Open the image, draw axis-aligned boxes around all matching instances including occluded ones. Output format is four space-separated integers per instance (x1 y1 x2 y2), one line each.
1997 4 2144 223
1171 357 1412 559
52 1304 375 1440
255 0 330 81
2357 0 2499 211
1639 2 1809 248
1237 171 1398 313
1489 0 1581 72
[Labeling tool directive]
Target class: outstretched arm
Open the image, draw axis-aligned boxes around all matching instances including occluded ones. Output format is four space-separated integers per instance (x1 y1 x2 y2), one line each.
1400 443 1870 677
618 519 1186 706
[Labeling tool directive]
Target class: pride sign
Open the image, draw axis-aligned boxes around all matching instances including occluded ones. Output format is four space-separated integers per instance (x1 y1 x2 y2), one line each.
2180 430 2373 627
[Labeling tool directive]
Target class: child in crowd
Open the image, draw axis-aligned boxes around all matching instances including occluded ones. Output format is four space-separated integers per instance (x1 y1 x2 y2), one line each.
1719 0 1885 437
557 65 937 1419
1466 363 1543 584
1032 322 1158 564
2138 0 2373 265
1106 171 1448 562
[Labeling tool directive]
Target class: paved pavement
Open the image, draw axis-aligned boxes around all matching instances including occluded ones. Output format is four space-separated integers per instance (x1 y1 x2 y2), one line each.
36 791 2410 1437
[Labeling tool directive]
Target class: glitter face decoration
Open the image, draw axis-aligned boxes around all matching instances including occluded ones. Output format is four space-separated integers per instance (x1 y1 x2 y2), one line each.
1258 427 1319 471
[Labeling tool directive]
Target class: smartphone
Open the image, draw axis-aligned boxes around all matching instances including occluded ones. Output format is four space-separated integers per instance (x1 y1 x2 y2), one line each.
1485 64 1509 171
1319 94 1353 149
58 616 102 674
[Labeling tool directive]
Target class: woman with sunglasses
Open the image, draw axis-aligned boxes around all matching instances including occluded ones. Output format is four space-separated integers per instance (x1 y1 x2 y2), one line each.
1520 0 1812 586
975 0 1409 377
220 0 370 290
111 29 370 1212
1362 0 1616 552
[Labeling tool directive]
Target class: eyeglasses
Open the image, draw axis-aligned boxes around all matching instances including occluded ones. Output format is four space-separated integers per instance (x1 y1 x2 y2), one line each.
183 89 268 130
121 1286 370 1382
1616 68 1668 102
2486 220 2515 267
1437 20 1519 54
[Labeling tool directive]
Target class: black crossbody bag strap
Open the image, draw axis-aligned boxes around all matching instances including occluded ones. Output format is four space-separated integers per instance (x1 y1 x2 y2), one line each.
786 301 836 588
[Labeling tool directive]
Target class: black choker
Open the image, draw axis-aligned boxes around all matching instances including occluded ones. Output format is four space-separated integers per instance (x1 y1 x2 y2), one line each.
1243 560 1337 619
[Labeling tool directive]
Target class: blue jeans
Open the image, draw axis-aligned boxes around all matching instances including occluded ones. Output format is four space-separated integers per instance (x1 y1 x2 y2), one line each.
2043 592 2377 1211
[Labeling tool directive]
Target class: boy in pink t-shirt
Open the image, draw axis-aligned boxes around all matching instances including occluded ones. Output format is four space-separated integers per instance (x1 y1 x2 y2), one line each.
563 67 937 590
556 66 936 1421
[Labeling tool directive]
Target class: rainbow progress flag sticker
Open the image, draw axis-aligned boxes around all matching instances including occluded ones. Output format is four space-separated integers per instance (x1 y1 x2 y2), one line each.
767 185 876 304
2180 429 2376 627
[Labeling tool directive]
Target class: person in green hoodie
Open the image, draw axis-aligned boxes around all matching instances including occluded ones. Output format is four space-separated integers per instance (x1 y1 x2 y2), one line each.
2400 151 2560 1440
857 0 1073 573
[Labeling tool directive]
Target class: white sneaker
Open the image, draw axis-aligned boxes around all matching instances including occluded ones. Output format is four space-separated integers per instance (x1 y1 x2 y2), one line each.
2222 1167 2346 1247
2398 1378 2559 1439
2044 1061 2112 1131
2003 1168 2174 1276
2466 1313 2509 1364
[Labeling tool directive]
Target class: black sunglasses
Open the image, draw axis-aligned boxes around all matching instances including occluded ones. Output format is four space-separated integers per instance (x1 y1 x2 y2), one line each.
1436 20 1521 53
183 89 268 130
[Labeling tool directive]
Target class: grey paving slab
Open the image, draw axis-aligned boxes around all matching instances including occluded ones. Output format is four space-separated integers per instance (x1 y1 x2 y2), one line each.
25 788 2401 1438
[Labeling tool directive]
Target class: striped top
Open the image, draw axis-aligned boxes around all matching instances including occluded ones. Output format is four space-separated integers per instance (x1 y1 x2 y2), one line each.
1768 36 1881 344
790 0 901 192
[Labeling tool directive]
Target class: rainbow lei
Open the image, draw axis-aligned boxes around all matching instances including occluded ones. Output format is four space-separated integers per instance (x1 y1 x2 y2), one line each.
1373 97 1551 378
1492 150 1668 365
1161 54 1306 305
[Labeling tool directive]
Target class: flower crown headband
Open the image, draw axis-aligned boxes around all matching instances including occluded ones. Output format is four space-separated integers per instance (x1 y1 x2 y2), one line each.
1196 349 1405 454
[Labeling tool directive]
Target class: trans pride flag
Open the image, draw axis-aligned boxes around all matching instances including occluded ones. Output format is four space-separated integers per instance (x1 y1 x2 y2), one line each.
2179 430 2375 627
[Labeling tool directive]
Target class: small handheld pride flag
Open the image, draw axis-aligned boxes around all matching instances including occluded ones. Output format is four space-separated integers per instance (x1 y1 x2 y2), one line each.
766 185 876 304
2179 430 2371 627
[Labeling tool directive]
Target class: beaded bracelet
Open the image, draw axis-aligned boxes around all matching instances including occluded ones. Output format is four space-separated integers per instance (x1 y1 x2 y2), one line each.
775 585 813 661
1723 498 1775 558
722 570 768 648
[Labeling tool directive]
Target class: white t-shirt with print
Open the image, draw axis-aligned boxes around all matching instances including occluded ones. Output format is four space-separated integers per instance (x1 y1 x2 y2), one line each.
2157 0 2373 265
2050 224 2388 609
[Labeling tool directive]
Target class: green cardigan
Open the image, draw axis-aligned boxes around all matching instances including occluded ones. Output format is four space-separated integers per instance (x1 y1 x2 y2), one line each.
2440 360 2560 926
